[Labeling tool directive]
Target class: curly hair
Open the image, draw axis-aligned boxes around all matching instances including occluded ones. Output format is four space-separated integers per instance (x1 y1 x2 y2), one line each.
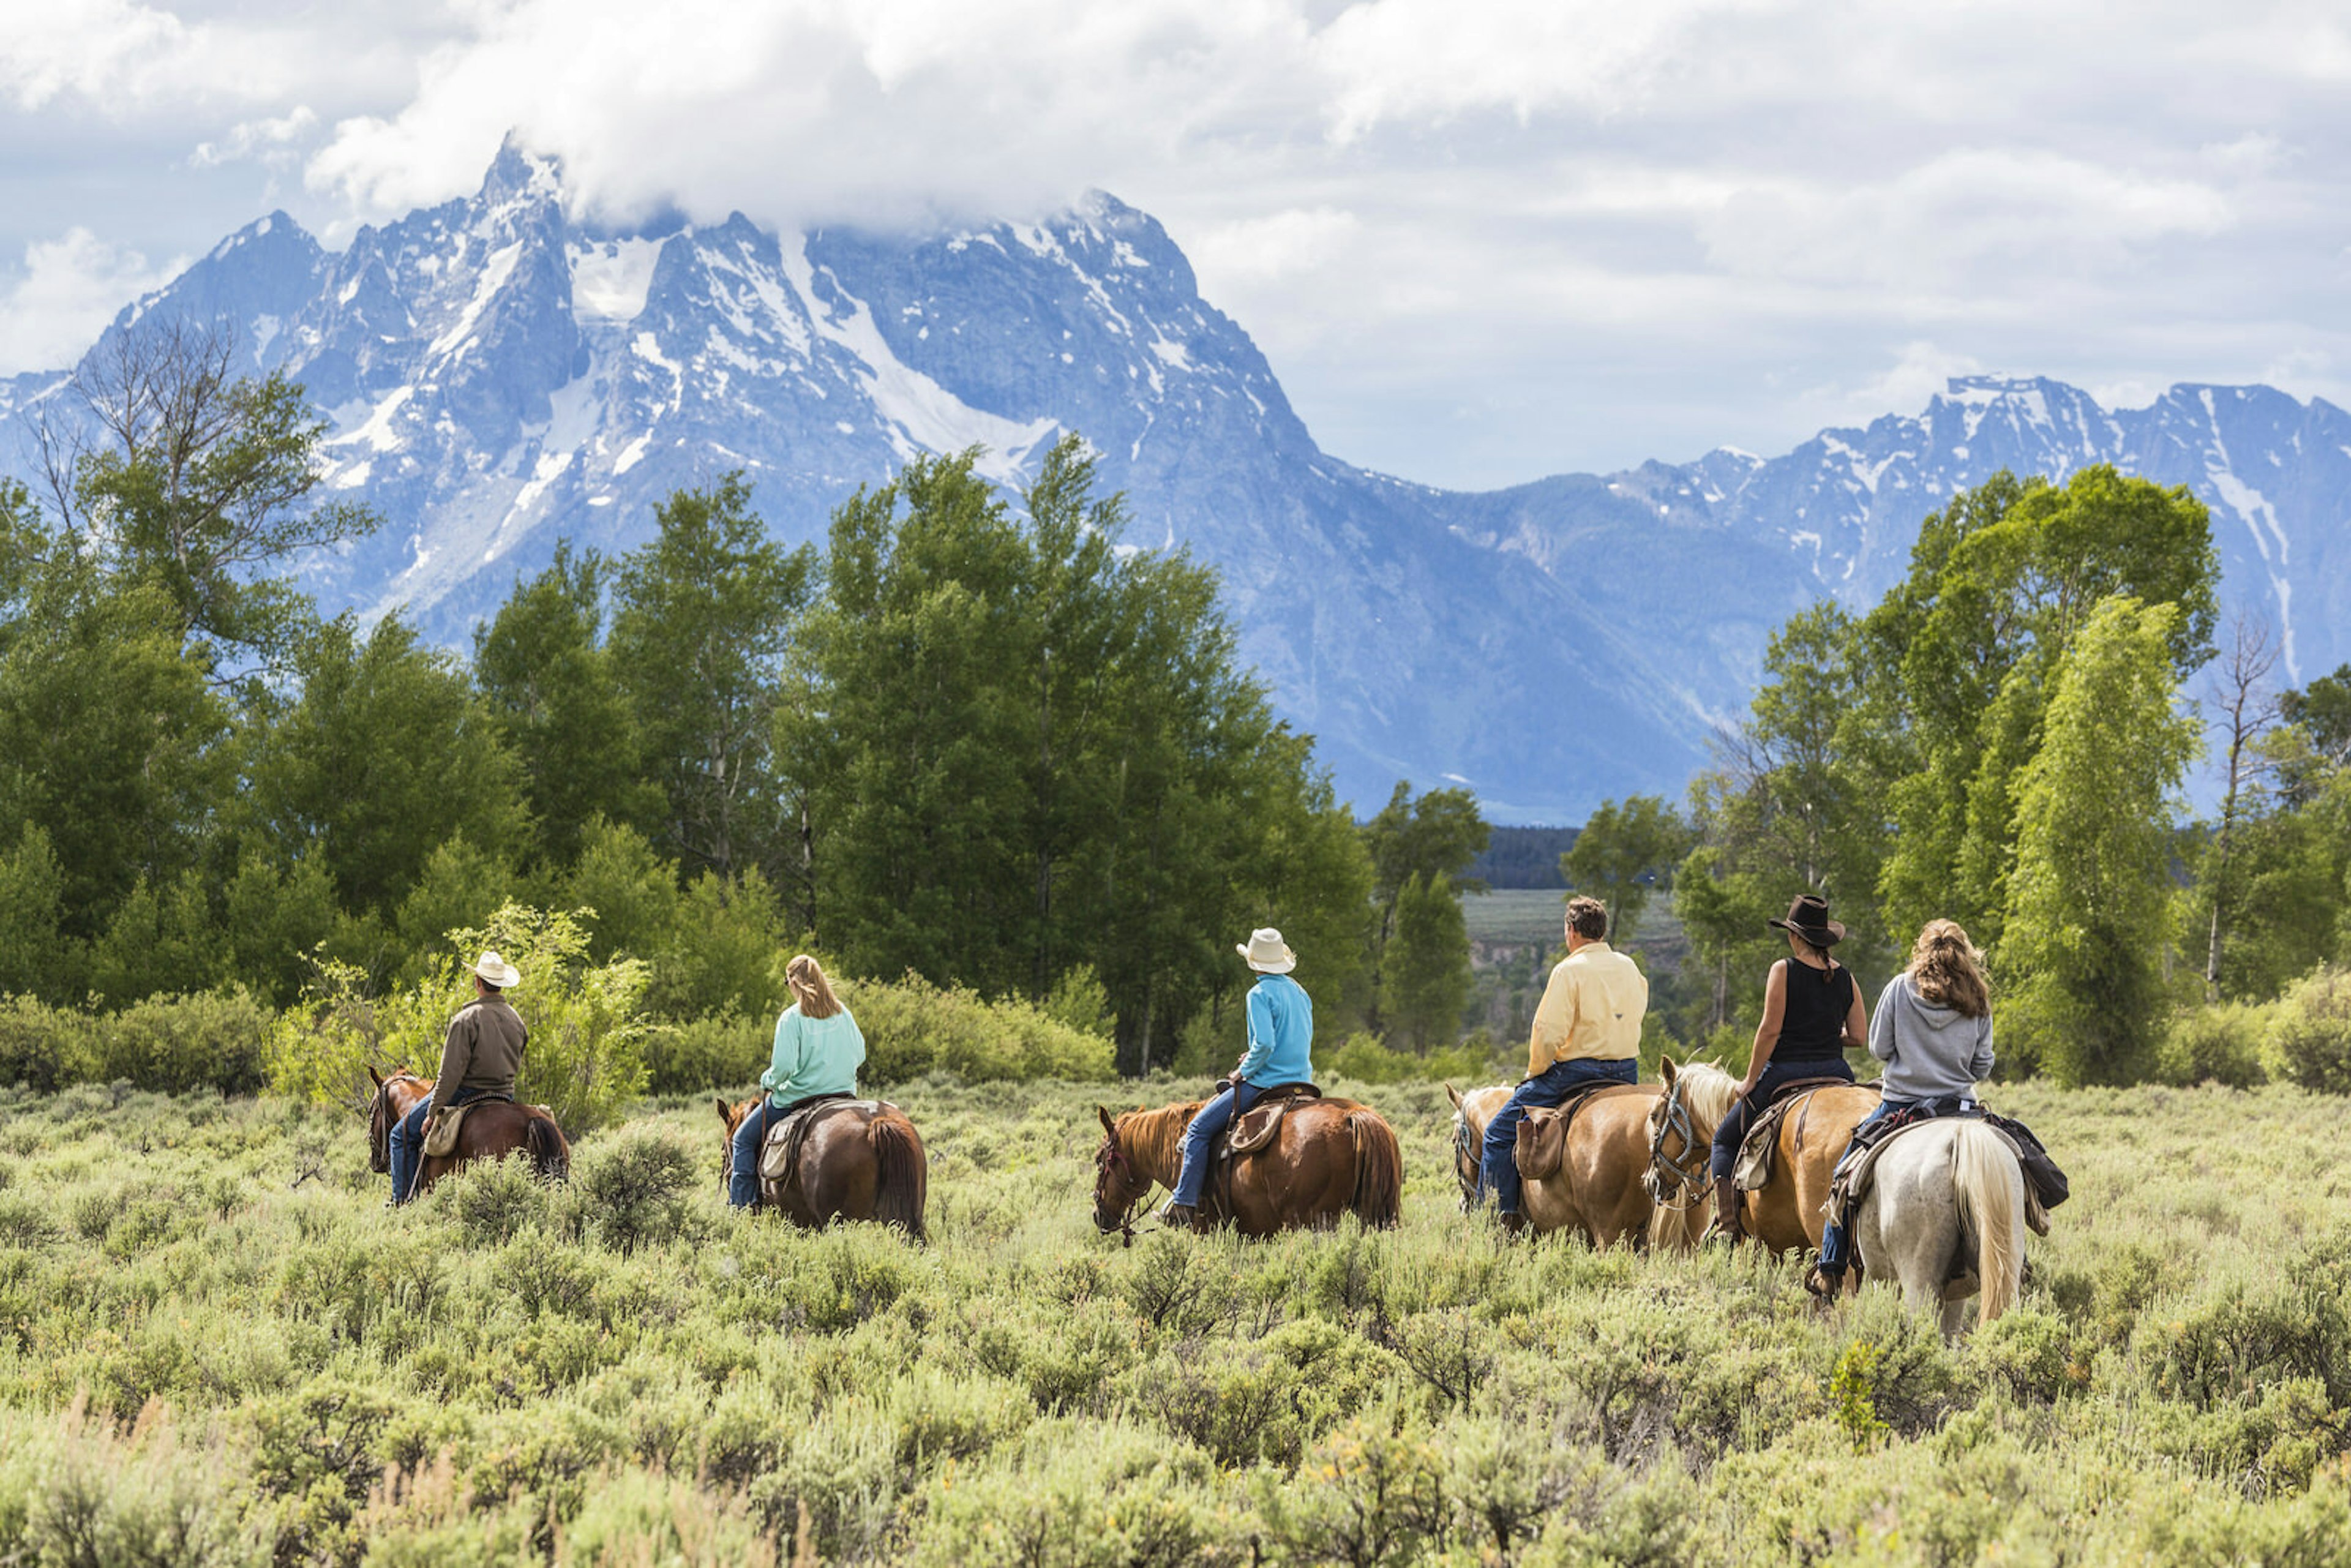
1909 920 1989 1019
1565 896 1610 942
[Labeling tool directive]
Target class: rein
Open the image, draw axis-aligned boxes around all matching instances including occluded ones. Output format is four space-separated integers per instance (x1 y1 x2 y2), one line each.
1644 1079 1711 1211
1094 1135 1163 1248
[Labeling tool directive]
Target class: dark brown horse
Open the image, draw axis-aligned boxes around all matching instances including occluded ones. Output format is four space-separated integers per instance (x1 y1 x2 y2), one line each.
366 1067 569 1196
716 1097 928 1242
1090 1097 1403 1237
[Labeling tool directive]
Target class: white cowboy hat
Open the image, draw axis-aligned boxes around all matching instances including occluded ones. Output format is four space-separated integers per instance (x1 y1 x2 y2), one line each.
471 950 522 990
1235 928 1297 973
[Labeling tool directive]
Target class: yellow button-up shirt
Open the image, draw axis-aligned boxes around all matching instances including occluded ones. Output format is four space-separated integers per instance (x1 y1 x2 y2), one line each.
1526 940 1648 1079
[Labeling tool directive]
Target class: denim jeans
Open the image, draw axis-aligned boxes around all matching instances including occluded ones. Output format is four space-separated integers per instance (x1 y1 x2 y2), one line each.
1171 1080 1264 1209
1479 1056 1639 1216
1708 1057 1853 1180
729 1100 784 1209
389 1087 490 1204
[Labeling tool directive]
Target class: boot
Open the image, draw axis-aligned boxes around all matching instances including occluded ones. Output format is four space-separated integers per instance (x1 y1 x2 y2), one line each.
1499 1210 1526 1240
1158 1200 1198 1231
1704 1176 1745 1246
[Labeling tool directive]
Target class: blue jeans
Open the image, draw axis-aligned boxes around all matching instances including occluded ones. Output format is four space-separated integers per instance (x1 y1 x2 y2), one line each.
1480 1057 1639 1216
389 1087 490 1204
730 1100 784 1209
1171 1081 1264 1209
1709 1057 1853 1180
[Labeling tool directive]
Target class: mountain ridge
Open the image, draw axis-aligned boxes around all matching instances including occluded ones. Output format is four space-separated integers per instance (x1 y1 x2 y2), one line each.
4 145 2344 822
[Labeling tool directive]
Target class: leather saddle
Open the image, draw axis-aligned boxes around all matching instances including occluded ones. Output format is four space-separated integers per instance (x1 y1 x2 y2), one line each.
757 1092 889 1185
1827 1109 2057 1243
1513 1081 1649 1182
1733 1077 1876 1191
421 1094 538 1158
1219 1082 1321 1158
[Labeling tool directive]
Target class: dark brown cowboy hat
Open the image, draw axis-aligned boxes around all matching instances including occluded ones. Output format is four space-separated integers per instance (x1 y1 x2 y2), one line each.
1768 893 1845 947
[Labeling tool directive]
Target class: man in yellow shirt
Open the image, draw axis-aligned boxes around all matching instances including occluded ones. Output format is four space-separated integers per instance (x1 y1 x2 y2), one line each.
1479 895 1649 1235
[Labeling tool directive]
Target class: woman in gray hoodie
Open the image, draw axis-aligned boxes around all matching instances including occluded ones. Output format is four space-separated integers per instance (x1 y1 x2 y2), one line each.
1807 920 1994 1294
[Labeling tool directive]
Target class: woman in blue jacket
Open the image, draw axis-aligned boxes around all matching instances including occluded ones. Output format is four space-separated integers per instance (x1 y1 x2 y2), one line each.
729 954 867 1209
1161 928 1314 1228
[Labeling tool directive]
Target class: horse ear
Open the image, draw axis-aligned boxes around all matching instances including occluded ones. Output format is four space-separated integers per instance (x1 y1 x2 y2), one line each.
1444 1082 1463 1109
714 1098 731 1124
1096 1105 1117 1137
367 1064 383 1087
1659 1054 1679 1085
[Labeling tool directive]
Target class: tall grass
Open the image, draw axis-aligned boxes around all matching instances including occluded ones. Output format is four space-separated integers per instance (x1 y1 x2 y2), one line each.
0 1074 2344 1562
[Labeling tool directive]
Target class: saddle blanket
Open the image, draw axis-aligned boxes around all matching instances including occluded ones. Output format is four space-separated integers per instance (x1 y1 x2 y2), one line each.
1733 1078 1877 1192
758 1095 897 1184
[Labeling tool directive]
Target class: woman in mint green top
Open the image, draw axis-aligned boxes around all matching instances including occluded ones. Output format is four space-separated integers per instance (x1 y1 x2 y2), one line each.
730 955 866 1207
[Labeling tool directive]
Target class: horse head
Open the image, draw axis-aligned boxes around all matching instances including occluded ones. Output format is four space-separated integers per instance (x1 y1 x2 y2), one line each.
1090 1105 1152 1234
1644 1055 1713 1210
366 1066 424 1174
715 1097 755 1181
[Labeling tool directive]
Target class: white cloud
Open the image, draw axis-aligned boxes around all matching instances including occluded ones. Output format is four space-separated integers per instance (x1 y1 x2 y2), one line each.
0 0 186 110
192 106 320 169
0 228 182 373
1187 207 1361 287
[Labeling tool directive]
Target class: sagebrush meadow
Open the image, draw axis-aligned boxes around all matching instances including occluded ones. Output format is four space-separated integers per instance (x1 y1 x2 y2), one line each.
1 1073 2345 1565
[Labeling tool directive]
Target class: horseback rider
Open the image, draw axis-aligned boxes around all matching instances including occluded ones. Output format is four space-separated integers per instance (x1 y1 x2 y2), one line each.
1807 919 1994 1294
729 954 867 1209
1706 894 1868 1243
1477 895 1648 1237
1160 928 1314 1230
390 950 527 1205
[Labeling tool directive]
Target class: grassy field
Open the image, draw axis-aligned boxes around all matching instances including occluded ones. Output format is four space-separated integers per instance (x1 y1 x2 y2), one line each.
0 1073 2347 1564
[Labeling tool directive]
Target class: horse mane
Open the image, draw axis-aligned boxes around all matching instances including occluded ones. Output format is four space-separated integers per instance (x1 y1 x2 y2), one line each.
1117 1101 1204 1180
1674 1062 1742 1128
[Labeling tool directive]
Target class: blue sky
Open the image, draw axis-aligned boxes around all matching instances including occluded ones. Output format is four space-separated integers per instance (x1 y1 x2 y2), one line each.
4 0 2347 489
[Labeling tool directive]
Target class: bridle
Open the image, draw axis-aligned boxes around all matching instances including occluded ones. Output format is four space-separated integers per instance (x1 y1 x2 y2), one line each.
369 1069 424 1173
1451 1113 1481 1212
1644 1078 1711 1212
1092 1132 1160 1248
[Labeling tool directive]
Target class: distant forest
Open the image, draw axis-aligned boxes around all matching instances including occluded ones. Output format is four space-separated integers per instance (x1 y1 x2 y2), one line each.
1469 827 1577 888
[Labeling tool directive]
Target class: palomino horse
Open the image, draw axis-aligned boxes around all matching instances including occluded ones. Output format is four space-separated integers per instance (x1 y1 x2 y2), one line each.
1445 1082 1700 1249
1090 1098 1402 1237
1645 1058 1877 1255
1851 1119 2027 1337
716 1098 928 1242
366 1067 569 1197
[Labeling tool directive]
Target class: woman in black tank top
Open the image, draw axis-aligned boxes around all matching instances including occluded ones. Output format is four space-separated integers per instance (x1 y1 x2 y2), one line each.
1705 894 1869 1241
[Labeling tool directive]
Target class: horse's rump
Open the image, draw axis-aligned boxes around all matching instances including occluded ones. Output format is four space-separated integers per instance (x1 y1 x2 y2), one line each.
1215 1097 1401 1231
1736 1081 1877 1191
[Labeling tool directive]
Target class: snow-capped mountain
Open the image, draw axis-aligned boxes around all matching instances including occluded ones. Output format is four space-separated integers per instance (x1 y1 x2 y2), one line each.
5 142 2345 820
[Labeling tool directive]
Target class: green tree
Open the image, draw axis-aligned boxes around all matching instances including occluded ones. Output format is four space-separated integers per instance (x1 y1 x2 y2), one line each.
609 475 813 882
238 615 528 921
1561 794 1695 948
1384 871 1471 1051
2003 598 2201 1085
1863 466 2217 946
1360 782 1488 1031
475 543 657 868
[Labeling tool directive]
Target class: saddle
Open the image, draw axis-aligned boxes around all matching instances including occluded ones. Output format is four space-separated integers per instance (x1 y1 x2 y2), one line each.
421 1095 541 1158
1219 1083 1321 1158
757 1093 894 1187
1821 1111 2055 1291
1732 1078 1876 1191
1514 1082 1649 1182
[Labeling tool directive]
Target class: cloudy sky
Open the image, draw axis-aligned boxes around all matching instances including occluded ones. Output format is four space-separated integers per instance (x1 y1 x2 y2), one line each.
2 0 2345 489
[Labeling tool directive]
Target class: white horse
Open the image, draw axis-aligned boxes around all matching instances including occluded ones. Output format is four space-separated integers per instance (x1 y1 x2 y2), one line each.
1850 1118 2026 1338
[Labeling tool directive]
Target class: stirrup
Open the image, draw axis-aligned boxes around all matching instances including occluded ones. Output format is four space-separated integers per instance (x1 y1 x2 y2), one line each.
1802 1264 1842 1300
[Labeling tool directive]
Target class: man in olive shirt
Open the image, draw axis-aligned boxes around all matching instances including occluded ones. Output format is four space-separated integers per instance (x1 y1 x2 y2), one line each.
390 950 529 1204
1477 896 1649 1235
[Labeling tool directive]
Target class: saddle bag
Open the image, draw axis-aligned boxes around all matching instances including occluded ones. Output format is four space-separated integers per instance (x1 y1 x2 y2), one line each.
421 1104 467 1158
1984 1112 2069 1210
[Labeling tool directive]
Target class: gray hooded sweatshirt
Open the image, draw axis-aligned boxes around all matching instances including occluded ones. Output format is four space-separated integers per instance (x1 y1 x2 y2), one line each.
1868 972 1994 1102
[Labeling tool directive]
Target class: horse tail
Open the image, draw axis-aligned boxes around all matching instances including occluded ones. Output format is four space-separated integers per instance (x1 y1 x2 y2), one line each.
1951 1120 2023 1326
1347 1111 1403 1229
526 1114 570 1184
867 1112 929 1244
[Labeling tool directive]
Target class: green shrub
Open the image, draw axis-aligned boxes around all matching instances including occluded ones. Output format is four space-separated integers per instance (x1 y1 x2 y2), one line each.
100 989 272 1095
571 1125 700 1256
2270 965 2351 1094
1326 1030 1499 1086
2157 1002 2271 1088
645 1013 764 1097
854 972 1115 1083
0 994 92 1092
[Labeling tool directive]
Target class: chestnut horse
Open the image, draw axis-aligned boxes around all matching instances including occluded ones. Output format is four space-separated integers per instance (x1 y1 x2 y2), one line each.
1645 1057 1877 1256
1446 1082 1700 1250
716 1098 928 1242
366 1067 569 1197
1090 1097 1402 1237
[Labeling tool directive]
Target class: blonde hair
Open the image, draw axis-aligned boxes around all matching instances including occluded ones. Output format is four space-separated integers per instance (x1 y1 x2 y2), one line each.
785 954 843 1021
1909 920 1989 1019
